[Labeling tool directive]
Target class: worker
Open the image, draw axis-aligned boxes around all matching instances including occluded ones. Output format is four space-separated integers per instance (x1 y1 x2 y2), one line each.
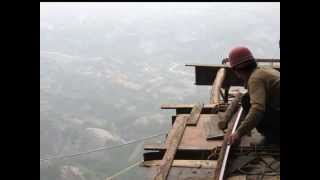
224 46 280 146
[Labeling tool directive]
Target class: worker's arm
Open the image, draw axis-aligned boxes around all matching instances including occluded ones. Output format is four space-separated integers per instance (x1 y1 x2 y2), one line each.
237 108 264 136
236 77 266 137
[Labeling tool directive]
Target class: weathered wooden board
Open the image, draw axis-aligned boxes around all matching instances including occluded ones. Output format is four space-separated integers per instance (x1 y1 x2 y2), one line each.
171 114 188 125
147 166 215 180
144 143 214 151
161 104 216 109
185 64 280 86
143 150 213 161
227 175 247 180
168 167 215 180
227 175 280 180
179 114 223 150
144 114 223 162
203 114 225 140
144 158 279 180
161 104 219 115
187 103 203 125
154 116 188 180
143 160 217 169
164 114 223 150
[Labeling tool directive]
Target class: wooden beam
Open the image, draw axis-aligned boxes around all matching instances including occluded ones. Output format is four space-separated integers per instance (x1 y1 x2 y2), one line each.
185 64 279 86
143 150 216 161
144 160 217 169
226 175 247 180
187 103 203 125
203 114 225 140
144 143 215 151
154 116 188 180
161 104 218 115
161 104 216 109
171 114 189 125
171 107 227 124
211 68 226 104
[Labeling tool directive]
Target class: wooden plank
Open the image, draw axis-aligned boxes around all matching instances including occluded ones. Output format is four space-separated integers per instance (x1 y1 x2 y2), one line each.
187 103 203 125
197 65 242 87
185 64 279 86
179 114 223 150
171 114 189 125
211 68 226 104
161 104 216 109
226 175 247 180
147 166 214 180
161 104 222 115
203 114 225 140
144 143 215 151
168 167 214 180
172 113 223 126
154 116 188 180
161 104 193 109
144 145 279 161
144 114 223 161
144 160 217 169
143 149 215 161
175 106 219 115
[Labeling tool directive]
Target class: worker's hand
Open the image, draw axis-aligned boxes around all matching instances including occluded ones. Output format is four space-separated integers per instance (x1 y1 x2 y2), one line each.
228 132 240 145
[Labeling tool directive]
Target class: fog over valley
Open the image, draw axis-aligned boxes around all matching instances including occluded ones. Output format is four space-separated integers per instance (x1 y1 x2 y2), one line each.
40 3 279 180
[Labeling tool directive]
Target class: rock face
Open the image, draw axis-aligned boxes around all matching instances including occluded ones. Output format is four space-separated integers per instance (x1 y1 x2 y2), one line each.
60 165 85 180
83 128 125 148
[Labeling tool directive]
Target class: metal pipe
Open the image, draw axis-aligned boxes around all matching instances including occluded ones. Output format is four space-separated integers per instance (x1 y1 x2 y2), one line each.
219 107 243 180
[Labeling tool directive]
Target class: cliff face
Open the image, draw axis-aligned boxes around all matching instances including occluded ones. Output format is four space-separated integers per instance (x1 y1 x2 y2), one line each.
60 166 86 180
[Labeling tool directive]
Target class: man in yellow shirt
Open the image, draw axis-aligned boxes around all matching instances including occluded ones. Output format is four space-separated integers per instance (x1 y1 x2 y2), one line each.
226 46 280 145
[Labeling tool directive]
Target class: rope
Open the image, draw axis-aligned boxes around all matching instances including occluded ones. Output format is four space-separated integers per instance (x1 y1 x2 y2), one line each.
105 159 143 180
40 132 167 162
238 154 280 176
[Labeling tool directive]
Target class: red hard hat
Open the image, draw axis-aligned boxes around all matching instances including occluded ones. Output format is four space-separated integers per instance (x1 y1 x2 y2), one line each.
228 46 255 69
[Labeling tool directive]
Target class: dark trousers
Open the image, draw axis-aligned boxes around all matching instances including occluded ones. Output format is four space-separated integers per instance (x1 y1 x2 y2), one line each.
242 93 280 145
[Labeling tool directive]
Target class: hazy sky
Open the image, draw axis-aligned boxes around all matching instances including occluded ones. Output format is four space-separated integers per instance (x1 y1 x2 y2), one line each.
40 2 280 61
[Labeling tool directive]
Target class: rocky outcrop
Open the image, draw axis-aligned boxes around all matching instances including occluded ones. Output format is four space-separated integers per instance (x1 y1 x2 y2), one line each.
60 165 85 180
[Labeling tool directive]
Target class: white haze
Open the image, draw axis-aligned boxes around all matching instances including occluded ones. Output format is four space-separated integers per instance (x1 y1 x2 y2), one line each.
40 2 279 180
